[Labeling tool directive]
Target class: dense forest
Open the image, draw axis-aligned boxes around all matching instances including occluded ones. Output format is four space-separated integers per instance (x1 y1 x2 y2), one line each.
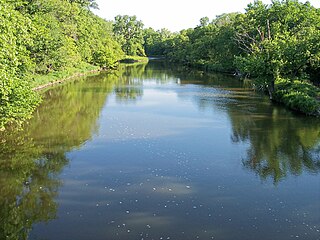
1 0 320 130
0 0 123 130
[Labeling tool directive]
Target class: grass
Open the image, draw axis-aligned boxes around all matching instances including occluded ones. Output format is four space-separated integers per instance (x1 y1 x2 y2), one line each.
120 55 149 63
30 57 149 91
273 78 320 115
30 62 100 89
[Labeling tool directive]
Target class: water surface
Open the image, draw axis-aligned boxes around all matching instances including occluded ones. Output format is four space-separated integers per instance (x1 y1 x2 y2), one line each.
1 61 319 240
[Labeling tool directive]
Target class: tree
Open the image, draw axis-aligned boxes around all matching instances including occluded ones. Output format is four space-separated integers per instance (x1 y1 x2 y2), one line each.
0 0 124 129
143 28 173 56
199 16 209 27
234 0 320 98
0 2 40 129
69 0 98 9
113 15 146 56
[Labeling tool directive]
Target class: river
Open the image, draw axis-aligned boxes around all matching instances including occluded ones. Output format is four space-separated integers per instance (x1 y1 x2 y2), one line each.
0 61 319 240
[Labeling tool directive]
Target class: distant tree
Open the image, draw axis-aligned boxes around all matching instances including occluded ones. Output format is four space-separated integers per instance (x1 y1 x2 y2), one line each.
199 16 209 27
143 28 173 56
162 13 239 72
113 15 145 56
69 0 99 9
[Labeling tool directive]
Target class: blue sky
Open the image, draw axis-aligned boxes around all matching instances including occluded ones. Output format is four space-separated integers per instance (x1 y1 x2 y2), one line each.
93 0 320 32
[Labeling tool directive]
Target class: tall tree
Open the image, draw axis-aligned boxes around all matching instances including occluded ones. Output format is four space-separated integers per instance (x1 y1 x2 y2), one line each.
0 0 124 129
234 0 320 98
0 2 40 130
113 15 145 56
143 28 173 56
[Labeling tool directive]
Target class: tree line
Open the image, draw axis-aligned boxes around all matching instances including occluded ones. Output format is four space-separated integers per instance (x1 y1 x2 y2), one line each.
0 0 124 130
143 0 320 115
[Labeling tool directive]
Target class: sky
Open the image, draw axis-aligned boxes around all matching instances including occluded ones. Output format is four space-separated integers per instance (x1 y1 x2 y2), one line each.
93 0 320 32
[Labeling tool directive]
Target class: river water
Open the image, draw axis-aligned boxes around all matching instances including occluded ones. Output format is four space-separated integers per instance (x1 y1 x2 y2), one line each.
0 61 319 240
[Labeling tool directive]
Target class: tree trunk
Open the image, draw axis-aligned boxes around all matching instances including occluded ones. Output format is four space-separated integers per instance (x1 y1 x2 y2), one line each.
267 80 275 100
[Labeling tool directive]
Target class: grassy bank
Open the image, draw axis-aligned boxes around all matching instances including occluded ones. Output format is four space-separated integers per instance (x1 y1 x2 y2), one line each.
31 57 149 91
120 55 149 63
273 79 320 116
31 63 101 90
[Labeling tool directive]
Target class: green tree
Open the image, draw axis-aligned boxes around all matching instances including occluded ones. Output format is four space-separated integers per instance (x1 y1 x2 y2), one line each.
143 28 173 56
113 15 146 56
199 16 209 27
0 0 124 129
0 2 40 130
234 0 320 98
69 0 98 9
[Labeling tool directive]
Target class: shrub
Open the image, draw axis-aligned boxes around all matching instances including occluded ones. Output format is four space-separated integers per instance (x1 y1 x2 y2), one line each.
274 79 320 115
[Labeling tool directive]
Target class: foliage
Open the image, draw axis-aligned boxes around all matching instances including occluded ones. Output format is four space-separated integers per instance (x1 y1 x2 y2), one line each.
76 10 123 68
30 62 100 89
0 0 124 129
0 2 41 130
158 13 240 72
234 0 320 97
113 15 146 56
143 0 320 114
143 28 174 56
69 0 99 9
273 78 320 114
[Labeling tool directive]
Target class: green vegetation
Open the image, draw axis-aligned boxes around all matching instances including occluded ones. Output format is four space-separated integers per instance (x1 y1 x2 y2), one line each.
120 55 149 63
143 28 173 56
274 78 320 114
31 62 100 89
113 15 146 56
0 0 123 129
2 0 320 129
144 0 320 115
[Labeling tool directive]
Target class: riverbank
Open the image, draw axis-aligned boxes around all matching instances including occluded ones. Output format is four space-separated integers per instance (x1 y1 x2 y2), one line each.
119 56 149 63
273 78 320 116
164 59 320 116
31 57 149 91
31 63 101 91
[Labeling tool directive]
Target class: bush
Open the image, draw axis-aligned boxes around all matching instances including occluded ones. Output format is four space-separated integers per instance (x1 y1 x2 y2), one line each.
274 79 320 115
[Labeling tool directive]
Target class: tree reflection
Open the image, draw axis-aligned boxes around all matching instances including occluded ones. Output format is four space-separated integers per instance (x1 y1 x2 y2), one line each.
0 132 62 240
113 62 189 103
0 73 117 240
113 63 145 103
229 104 320 184
173 68 320 184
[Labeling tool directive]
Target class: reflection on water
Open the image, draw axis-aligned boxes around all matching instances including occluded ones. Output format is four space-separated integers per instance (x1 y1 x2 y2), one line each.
0 74 117 239
0 61 319 240
230 106 320 183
